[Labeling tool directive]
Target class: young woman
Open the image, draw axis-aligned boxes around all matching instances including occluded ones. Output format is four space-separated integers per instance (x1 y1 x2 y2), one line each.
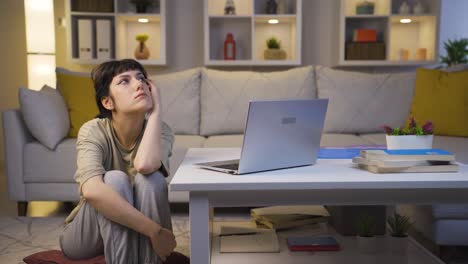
60 59 176 264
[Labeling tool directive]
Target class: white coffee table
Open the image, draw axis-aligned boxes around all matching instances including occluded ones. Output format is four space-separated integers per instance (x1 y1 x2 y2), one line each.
170 148 468 264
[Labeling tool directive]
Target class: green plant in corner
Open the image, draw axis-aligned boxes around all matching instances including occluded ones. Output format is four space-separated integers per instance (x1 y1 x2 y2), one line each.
387 213 413 237
357 214 376 237
266 37 281 49
440 38 468 67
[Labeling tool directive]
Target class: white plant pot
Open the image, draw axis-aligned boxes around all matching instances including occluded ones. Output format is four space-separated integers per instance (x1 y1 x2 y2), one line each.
387 236 408 255
386 135 433 150
357 236 377 254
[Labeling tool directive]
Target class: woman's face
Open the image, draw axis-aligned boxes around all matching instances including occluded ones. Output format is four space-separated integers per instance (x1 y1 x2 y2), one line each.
106 70 153 115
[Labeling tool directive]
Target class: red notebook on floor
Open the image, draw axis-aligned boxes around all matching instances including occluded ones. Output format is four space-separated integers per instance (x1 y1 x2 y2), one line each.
287 236 340 252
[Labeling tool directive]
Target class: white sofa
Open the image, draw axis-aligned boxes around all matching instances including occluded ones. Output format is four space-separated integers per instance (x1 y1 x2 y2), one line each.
3 65 468 247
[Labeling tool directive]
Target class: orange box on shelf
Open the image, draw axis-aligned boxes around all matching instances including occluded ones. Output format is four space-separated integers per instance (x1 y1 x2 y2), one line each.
353 29 377 42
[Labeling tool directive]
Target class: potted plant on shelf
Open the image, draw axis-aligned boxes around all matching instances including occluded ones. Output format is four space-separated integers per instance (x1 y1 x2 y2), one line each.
264 37 287 60
382 117 434 150
134 33 150 60
130 0 157 13
440 38 468 68
357 214 377 254
386 213 413 255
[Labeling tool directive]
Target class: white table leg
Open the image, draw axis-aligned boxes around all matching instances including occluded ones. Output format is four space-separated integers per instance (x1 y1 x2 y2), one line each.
190 192 212 264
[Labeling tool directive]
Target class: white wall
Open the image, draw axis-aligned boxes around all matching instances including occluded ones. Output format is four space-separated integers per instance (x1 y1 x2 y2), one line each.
439 0 468 57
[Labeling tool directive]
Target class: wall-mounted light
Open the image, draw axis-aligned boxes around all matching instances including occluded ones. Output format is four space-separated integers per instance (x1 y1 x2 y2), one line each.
400 18 412 24
138 18 149 23
268 19 279 24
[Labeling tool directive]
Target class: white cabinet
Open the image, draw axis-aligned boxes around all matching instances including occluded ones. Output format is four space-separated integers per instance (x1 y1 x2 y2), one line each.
66 0 166 65
339 0 440 66
204 0 302 66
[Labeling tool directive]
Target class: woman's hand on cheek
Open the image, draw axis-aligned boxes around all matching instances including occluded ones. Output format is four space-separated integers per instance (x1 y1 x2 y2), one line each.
147 79 161 114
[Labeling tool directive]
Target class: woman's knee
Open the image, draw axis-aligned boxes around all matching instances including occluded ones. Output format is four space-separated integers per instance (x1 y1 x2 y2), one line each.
135 171 168 194
103 170 133 201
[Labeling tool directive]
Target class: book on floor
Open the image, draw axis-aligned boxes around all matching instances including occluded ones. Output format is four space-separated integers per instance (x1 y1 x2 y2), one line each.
251 205 330 230
287 235 340 252
219 230 280 253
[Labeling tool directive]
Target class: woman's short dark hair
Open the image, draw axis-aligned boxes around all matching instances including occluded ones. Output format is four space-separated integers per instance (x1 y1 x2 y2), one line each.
91 59 148 119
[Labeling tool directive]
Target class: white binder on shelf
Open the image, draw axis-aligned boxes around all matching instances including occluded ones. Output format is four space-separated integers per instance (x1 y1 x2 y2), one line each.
77 19 93 59
96 19 112 60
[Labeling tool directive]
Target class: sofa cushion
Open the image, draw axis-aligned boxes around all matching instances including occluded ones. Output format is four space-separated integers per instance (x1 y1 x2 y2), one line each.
56 68 99 137
203 135 244 148
168 135 206 178
410 68 468 137
316 66 416 133
151 68 201 135
320 133 374 147
200 66 316 136
24 138 77 183
18 86 70 150
433 205 468 219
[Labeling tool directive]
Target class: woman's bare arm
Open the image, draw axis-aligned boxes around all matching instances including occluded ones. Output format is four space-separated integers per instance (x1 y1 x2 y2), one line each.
134 79 163 174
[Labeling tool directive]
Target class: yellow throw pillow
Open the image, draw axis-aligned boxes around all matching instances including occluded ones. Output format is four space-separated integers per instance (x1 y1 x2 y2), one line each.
409 68 468 137
56 68 99 137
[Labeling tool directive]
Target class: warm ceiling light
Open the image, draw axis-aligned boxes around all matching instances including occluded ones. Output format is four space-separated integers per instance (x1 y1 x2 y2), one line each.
400 18 412 24
268 19 279 24
138 18 149 23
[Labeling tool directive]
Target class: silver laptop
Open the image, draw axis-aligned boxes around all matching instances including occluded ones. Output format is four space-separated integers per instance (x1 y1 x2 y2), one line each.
195 99 329 174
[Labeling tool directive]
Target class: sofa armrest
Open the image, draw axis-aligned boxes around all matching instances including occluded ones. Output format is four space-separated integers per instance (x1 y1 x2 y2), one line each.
2 109 34 201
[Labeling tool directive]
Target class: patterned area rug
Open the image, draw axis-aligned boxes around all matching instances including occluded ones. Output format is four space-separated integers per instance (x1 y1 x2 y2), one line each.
0 216 190 263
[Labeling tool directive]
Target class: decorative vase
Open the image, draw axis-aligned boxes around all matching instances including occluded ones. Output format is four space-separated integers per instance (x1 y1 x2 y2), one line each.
224 0 236 15
399 1 410 14
357 236 377 254
135 4 148 13
356 1 375 15
386 135 433 150
224 33 236 60
266 0 278 14
134 42 150 60
413 1 424 14
264 49 287 60
277 0 287 14
387 236 408 255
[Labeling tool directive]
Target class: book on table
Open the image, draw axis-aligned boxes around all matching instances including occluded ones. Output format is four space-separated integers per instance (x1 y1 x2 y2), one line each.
359 149 455 161
287 235 340 252
353 149 459 173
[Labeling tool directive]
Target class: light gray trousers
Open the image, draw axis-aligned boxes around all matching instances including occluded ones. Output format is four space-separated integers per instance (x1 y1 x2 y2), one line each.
60 170 172 264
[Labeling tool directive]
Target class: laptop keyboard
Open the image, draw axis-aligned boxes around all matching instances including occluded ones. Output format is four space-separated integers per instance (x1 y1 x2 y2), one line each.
214 162 240 170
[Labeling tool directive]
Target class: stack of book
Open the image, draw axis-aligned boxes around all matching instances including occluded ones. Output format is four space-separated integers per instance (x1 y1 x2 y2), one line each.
251 205 330 230
352 149 459 173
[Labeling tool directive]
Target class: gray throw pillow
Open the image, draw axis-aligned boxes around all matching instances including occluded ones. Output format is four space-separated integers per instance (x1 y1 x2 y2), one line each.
19 85 70 150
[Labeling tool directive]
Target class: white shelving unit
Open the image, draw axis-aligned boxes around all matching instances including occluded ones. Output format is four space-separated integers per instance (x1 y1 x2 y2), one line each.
66 0 166 65
204 0 302 66
338 0 440 66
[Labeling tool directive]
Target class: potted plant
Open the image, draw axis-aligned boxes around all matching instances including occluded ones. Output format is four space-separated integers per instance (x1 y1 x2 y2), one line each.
440 38 468 68
382 117 434 150
264 37 287 60
386 213 413 255
356 214 377 254
130 0 158 13
134 33 150 60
